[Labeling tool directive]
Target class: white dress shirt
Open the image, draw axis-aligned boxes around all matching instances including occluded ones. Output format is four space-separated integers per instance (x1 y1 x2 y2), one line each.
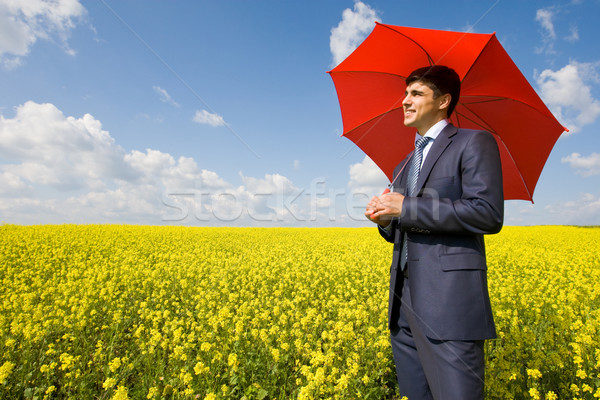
417 118 448 169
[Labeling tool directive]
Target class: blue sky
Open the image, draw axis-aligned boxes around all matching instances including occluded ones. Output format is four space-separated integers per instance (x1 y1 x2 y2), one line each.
1 0 599 226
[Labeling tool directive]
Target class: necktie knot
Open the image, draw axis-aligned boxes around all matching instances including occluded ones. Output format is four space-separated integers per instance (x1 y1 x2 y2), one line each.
416 136 431 150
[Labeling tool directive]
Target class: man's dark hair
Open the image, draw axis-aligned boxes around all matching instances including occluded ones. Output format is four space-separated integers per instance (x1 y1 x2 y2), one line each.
406 65 461 118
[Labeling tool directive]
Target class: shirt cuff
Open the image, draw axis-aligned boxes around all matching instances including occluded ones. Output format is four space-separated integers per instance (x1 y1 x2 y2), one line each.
379 222 393 234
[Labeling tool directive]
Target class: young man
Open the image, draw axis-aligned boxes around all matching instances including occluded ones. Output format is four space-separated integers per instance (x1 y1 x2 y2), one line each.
365 65 504 399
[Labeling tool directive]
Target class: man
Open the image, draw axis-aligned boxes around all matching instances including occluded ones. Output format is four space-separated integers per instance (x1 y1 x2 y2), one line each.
365 65 503 399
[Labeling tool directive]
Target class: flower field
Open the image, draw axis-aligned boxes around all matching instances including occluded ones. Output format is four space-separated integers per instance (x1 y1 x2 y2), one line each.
1 225 599 399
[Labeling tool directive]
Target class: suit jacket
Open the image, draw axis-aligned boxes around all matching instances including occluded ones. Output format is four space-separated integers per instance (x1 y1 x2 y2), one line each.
380 124 503 341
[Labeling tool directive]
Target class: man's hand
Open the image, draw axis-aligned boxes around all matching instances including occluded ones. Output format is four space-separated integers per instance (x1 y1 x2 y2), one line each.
365 191 405 227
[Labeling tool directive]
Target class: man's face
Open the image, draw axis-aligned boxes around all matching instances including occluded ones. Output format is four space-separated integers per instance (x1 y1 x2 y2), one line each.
402 81 446 134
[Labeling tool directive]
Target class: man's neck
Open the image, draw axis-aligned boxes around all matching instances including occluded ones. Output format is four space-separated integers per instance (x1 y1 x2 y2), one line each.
417 118 449 137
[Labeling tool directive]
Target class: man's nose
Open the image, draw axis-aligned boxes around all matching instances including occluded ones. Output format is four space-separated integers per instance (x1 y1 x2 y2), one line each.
402 95 410 107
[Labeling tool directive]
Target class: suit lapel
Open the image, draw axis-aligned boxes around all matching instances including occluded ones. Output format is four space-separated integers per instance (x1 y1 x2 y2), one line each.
415 124 457 194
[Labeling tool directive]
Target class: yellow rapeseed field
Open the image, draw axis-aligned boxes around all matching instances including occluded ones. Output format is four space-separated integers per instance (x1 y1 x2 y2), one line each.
1 225 599 399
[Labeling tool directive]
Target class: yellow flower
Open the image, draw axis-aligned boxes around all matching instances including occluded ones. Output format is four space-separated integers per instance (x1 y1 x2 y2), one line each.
103 377 117 390
528 387 540 400
227 353 238 371
147 387 159 399
526 368 542 379
180 371 193 385
109 357 121 373
59 353 75 371
576 369 587 379
112 386 129 400
194 362 208 375
271 348 280 362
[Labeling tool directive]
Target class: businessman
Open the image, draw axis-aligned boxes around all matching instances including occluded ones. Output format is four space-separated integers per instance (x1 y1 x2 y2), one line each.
365 65 504 399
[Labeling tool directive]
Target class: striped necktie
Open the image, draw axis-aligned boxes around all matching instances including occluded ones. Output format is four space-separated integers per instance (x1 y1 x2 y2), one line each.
401 136 432 270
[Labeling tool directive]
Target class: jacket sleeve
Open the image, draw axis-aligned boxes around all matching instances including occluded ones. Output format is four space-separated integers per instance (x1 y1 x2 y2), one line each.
399 131 504 235
378 219 397 243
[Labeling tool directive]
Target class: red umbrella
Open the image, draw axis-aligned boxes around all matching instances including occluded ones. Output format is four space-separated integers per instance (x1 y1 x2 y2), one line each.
327 23 567 201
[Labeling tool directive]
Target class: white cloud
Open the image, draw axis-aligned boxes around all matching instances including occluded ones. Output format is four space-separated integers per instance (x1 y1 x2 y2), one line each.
566 25 579 42
543 193 600 225
241 173 298 195
534 7 556 54
0 101 232 224
0 101 135 190
0 171 31 195
536 61 600 133
562 152 600 176
536 8 556 39
348 156 389 198
0 0 86 68
535 5 581 51
153 86 180 107
0 101 372 226
193 109 226 127
329 1 380 67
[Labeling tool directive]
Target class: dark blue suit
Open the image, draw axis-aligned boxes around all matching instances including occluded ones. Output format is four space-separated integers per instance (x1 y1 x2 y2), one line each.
379 124 503 399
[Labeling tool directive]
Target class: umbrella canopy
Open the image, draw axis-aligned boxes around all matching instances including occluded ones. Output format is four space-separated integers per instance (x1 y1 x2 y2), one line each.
327 23 567 201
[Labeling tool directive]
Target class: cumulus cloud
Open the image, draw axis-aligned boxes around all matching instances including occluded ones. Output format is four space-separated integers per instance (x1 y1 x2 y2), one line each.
153 86 180 107
0 101 368 226
193 109 227 127
0 101 135 190
536 61 600 133
0 0 86 68
329 1 380 67
348 156 389 198
562 152 600 176
0 102 234 224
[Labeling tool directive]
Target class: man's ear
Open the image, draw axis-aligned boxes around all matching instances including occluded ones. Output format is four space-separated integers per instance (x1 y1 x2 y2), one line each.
438 93 451 112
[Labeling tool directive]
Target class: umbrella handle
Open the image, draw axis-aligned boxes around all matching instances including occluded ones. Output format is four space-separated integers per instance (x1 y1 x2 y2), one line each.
388 152 414 191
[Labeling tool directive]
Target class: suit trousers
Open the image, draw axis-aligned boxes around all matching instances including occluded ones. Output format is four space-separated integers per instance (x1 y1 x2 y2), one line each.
390 276 486 400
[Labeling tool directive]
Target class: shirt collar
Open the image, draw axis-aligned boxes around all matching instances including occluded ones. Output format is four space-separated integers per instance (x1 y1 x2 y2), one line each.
415 119 449 144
